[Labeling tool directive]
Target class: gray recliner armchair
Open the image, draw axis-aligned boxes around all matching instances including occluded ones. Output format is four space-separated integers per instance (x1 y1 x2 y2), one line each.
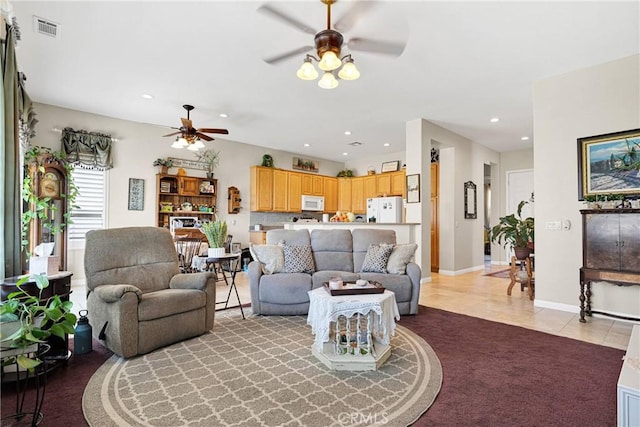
84 227 216 358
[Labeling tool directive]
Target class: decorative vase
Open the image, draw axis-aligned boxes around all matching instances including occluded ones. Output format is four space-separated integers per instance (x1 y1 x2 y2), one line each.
206 172 214 179
208 247 225 258
158 165 168 174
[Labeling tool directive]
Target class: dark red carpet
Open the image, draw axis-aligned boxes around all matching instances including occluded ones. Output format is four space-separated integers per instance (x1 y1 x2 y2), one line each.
1 307 624 426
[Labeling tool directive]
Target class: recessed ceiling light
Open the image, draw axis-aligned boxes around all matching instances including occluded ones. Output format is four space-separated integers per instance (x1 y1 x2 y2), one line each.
344 131 351 136
383 143 390 147
521 136 529 141
342 152 348 156
303 143 310 147
141 94 154 100
219 113 228 118
490 117 500 123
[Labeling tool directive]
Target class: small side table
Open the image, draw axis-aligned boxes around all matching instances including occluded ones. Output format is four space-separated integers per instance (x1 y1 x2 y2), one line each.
205 253 245 319
307 287 400 371
507 256 534 300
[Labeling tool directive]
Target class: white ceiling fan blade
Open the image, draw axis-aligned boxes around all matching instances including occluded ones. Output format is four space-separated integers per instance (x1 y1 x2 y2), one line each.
333 1 379 33
263 46 314 65
346 37 406 57
258 4 317 35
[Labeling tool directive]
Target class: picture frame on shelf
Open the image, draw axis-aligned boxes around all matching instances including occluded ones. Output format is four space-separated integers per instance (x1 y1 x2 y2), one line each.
128 178 144 211
381 160 400 173
577 128 640 199
406 174 420 203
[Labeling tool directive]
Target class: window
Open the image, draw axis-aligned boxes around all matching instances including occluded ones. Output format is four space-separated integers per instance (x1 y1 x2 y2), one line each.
68 167 106 241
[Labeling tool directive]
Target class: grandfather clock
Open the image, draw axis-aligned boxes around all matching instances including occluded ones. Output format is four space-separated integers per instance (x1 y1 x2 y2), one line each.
25 154 69 271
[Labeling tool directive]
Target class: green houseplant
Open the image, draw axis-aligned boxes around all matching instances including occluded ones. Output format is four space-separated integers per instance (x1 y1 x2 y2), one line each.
153 158 173 174
0 274 77 370
201 217 227 257
195 149 220 179
489 200 535 260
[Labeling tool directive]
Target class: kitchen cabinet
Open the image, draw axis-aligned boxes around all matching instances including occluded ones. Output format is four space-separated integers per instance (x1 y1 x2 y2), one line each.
288 172 302 212
338 178 352 212
351 177 365 214
323 177 338 213
579 209 640 322
376 171 405 197
272 169 289 212
250 166 273 212
390 171 406 198
302 174 324 195
364 175 377 200
249 231 267 245
156 173 217 229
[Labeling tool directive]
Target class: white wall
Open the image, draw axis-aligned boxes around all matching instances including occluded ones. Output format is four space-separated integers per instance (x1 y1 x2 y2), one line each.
533 54 640 316
30 103 344 282
345 151 406 176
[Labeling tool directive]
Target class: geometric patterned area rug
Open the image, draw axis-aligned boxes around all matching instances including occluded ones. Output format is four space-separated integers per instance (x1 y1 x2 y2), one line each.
83 310 442 427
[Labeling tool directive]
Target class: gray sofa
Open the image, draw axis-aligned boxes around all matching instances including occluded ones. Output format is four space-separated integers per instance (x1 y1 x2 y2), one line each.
248 228 421 316
84 227 216 358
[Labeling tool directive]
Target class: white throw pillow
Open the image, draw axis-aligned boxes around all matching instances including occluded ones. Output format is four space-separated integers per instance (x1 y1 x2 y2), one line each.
249 243 285 275
360 243 394 273
386 244 418 274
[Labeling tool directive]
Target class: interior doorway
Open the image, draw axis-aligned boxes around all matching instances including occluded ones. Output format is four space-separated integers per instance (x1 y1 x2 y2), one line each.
483 164 492 268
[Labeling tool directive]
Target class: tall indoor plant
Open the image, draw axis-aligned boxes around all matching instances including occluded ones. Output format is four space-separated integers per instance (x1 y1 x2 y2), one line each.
201 217 227 257
489 200 535 260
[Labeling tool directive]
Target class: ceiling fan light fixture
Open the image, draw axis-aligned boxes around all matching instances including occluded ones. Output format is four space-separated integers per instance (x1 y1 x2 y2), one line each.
318 71 339 89
318 50 341 71
187 143 199 152
338 59 360 81
296 58 319 80
193 139 205 149
171 139 185 149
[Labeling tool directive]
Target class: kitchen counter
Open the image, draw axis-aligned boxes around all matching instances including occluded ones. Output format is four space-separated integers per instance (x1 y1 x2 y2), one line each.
284 222 420 245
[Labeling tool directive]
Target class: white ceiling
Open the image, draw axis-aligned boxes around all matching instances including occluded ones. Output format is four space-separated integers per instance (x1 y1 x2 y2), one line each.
10 1 640 162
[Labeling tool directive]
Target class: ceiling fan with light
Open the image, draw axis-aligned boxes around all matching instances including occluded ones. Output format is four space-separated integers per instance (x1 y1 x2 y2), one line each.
163 104 229 151
259 0 406 89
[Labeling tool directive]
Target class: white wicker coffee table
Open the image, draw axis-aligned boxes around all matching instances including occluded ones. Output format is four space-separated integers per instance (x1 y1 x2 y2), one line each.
307 286 400 371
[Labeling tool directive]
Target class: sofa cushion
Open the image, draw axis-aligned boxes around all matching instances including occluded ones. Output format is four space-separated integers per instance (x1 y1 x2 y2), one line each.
387 244 418 274
282 245 315 273
358 273 413 302
310 229 354 272
259 273 312 304
352 229 396 272
312 271 360 288
138 288 206 321
266 229 310 245
249 243 285 274
361 243 394 273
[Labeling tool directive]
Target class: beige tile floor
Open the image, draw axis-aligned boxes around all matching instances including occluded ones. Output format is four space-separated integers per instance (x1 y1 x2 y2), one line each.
71 265 635 351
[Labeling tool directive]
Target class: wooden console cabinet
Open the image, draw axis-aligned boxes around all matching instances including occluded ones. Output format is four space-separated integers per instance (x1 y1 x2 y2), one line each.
579 209 640 322
156 173 217 229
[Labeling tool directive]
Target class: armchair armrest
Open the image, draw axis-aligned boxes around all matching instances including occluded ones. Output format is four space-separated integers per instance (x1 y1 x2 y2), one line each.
93 284 142 303
169 272 215 291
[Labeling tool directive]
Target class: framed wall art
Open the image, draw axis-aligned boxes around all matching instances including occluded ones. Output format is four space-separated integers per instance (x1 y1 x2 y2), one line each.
128 178 144 211
406 174 420 203
168 157 208 171
381 160 400 173
292 157 319 173
577 128 640 199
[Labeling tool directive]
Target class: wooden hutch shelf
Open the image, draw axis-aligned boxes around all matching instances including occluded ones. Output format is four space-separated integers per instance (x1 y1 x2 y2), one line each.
156 173 218 229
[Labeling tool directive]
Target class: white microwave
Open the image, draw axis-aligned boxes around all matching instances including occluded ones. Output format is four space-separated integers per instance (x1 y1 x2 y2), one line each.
301 195 325 211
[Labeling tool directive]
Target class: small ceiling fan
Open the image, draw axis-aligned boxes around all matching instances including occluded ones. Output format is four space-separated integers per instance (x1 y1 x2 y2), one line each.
163 105 228 149
259 0 406 83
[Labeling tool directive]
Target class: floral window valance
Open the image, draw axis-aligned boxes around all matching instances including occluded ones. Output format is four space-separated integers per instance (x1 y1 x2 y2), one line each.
61 127 113 170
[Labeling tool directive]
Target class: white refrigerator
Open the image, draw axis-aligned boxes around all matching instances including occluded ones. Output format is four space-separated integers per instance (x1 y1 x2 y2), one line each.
366 197 404 223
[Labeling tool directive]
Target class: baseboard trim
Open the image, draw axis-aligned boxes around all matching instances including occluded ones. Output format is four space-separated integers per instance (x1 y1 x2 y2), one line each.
438 265 485 276
534 300 579 313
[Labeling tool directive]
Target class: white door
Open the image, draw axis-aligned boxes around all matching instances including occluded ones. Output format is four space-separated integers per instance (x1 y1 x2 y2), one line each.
507 169 534 218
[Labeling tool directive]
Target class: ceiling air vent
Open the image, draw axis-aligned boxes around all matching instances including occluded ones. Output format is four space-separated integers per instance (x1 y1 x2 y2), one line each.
348 141 363 147
33 16 60 38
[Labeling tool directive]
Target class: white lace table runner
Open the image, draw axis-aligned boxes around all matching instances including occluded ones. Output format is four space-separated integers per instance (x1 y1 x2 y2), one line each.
307 287 400 348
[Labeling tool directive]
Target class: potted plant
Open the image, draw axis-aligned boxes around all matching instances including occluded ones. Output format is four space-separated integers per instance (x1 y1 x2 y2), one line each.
336 169 353 177
153 158 173 174
201 217 227 258
0 274 77 370
22 146 79 257
584 195 601 209
489 200 535 260
195 149 220 179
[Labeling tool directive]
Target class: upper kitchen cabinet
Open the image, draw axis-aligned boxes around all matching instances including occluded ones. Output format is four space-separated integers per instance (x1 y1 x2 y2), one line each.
250 166 273 212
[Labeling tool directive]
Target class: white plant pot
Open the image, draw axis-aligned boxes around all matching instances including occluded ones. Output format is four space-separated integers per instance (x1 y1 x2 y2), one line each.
208 247 225 258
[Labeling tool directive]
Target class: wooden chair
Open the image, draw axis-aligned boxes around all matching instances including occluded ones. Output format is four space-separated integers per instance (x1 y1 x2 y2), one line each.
174 235 205 273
